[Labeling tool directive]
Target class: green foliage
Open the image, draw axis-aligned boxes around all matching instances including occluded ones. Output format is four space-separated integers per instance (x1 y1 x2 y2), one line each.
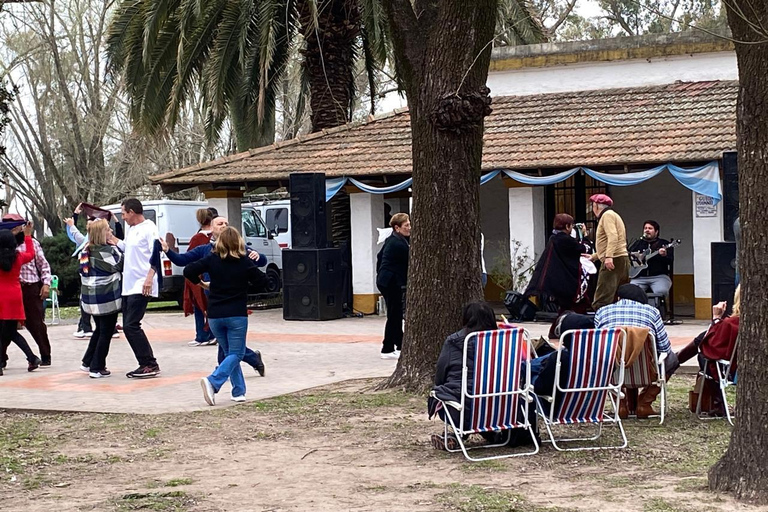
40 232 80 305
0 78 17 158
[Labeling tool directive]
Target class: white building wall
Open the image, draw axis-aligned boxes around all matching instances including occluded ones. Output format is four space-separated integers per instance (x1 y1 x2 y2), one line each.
487 53 738 97
508 186 546 276
692 191 724 302
350 193 385 314
480 178 510 275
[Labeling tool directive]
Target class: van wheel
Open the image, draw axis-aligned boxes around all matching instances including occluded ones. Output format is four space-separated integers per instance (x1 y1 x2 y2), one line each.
266 268 281 293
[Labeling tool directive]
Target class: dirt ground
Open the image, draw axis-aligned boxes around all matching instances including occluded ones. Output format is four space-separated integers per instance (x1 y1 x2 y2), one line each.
1 376 765 512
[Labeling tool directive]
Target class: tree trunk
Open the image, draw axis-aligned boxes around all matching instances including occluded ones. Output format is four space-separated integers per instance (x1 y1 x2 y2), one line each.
382 0 497 391
709 2 768 503
299 0 360 132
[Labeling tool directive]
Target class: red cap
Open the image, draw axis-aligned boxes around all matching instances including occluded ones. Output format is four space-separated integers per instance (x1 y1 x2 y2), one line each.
2 213 25 222
589 194 613 207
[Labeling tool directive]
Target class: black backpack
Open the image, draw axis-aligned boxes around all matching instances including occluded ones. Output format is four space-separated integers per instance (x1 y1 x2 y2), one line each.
504 291 538 321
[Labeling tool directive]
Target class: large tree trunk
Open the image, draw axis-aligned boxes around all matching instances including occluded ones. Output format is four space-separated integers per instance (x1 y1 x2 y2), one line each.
709 2 768 503
382 0 497 391
300 0 360 132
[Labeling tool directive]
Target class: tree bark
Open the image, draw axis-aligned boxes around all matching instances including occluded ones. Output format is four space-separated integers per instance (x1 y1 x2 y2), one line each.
300 0 360 132
709 2 768 504
381 0 497 391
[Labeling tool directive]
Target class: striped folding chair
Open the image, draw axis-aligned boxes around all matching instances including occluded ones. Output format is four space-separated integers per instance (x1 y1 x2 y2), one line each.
431 328 539 461
696 338 738 426
535 328 628 451
623 332 666 424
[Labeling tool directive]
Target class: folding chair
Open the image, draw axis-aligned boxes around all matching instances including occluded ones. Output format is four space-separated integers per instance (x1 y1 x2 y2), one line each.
430 328 539 461
535 328 628 451
623 332 667 424
696 339 738 426
44 275 61 326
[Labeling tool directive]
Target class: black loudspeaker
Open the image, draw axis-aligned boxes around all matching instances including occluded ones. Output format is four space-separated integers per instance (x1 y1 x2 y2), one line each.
711 242 736 308
290 173 327 249
283 248 343 320
723 151 739 242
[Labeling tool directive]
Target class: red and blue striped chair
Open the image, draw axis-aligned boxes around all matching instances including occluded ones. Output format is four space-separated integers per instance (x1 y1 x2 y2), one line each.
432 328 539 461
535 328 628 451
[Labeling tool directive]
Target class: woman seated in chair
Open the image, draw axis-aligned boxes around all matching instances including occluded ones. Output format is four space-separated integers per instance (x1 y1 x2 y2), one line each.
676 285 739 372
428 301 502 450
674 286 740 415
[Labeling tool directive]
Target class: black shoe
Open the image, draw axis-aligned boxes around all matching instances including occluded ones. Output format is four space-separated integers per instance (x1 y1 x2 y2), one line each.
89 369 112 379
126 365 160 379
254 350 265 377
28 357 42 372
41 357 51 367
0 367 3 376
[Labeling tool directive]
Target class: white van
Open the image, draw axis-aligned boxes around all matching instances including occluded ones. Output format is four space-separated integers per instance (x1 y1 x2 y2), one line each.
243 199 292 249
102 200 283 302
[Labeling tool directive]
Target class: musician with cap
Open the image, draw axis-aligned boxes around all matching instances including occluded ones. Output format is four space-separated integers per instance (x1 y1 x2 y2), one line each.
588 193 630 310
628 220 674 299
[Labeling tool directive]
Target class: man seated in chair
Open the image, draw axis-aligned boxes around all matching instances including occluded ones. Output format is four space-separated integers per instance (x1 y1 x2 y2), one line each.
595 284 678 418
629 220 673 303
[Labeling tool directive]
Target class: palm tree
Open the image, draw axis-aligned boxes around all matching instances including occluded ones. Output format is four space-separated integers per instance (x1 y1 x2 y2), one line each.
106 0 542 152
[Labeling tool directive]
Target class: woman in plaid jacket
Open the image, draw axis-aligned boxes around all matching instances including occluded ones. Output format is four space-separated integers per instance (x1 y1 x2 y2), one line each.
79 220 124 378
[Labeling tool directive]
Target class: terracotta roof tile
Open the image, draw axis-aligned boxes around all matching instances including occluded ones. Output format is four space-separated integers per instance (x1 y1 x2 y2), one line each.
153 80 737 187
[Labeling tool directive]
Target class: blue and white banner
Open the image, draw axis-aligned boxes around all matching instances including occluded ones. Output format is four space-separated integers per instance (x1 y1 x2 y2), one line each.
325 161 722 203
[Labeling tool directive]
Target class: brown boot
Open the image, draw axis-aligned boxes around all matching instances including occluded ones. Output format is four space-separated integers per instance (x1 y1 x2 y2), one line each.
618 397 629 419
627 388 639 416
636 385 662 419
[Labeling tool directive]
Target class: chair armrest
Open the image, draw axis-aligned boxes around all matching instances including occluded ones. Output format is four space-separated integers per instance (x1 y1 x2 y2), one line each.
429 391 462 411
658 352 668 364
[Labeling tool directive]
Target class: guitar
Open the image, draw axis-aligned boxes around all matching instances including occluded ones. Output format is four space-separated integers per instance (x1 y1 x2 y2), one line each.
629 239 681 279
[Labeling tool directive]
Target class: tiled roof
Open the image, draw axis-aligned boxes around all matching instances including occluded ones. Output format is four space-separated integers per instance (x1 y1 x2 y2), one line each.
153 80 737 188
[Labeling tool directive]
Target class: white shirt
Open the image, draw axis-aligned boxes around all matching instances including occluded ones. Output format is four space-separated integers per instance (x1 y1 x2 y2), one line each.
121 219 159 297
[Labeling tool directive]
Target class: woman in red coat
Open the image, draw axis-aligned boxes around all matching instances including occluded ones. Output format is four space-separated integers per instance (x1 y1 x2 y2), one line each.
185 208 216 347
0 229 38 375
676 285 740 371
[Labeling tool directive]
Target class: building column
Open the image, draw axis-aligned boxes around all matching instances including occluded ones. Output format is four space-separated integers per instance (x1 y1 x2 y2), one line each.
507 184 546 284
203 188 243 235
350 192 385 314
692 191 724 319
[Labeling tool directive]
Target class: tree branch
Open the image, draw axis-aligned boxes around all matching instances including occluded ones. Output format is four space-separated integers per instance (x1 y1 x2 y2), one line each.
547 0 577 34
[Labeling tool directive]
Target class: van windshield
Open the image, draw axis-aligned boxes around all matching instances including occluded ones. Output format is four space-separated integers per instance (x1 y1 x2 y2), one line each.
113 209 156 231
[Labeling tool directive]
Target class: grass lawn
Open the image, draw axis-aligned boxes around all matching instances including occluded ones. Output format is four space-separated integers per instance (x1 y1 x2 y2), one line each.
0 376 752 512
55 301 181 321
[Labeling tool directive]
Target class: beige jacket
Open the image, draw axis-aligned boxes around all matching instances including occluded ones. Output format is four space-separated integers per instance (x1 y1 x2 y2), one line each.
592 209 628 262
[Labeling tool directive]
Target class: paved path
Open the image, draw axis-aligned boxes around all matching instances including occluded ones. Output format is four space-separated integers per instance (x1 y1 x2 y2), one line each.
0 310 709 415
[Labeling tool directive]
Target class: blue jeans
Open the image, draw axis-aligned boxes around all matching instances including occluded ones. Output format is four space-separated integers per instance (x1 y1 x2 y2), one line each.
218 344 263 369
207 317 248 397
193 306 215 342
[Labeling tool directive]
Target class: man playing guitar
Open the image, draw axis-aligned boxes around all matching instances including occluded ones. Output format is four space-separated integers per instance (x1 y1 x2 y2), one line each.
629 220 674 297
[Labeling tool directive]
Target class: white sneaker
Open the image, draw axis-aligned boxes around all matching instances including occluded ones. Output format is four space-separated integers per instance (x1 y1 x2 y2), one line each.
73 330 89 339
200 377 216 406
231 395 246 403
380 351 400 360
79 365 89 372
112 332 120 338
201 339 217 346
188 341 204 347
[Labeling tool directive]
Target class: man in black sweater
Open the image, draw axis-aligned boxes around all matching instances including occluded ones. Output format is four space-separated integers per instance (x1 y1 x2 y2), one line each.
629 220 674 298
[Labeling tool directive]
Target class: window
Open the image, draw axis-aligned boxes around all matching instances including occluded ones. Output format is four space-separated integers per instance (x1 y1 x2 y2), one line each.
266 208 289 233
242 210 266 238
113 209 156 232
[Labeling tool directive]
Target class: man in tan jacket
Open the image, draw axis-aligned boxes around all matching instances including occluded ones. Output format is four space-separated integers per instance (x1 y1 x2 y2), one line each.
589 194 630 309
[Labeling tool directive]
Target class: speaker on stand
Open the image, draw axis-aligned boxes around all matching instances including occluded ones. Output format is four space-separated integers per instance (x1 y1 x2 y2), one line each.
283 172 343 320
711 241 736 314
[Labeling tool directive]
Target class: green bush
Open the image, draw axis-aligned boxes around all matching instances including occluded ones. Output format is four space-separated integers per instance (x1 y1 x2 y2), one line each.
40 232 81 305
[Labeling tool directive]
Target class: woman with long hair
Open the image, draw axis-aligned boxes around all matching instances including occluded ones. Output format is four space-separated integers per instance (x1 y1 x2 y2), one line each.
79 220 124 378
0 228 38 376
184 227 269 405
185 208 216 347
376 213 410 359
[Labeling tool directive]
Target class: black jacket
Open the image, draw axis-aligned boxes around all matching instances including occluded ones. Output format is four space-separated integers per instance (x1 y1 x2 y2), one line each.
628 237 673 277
525 231 582 305
184 253 269 318
376 233 409 290
432 329 475 404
